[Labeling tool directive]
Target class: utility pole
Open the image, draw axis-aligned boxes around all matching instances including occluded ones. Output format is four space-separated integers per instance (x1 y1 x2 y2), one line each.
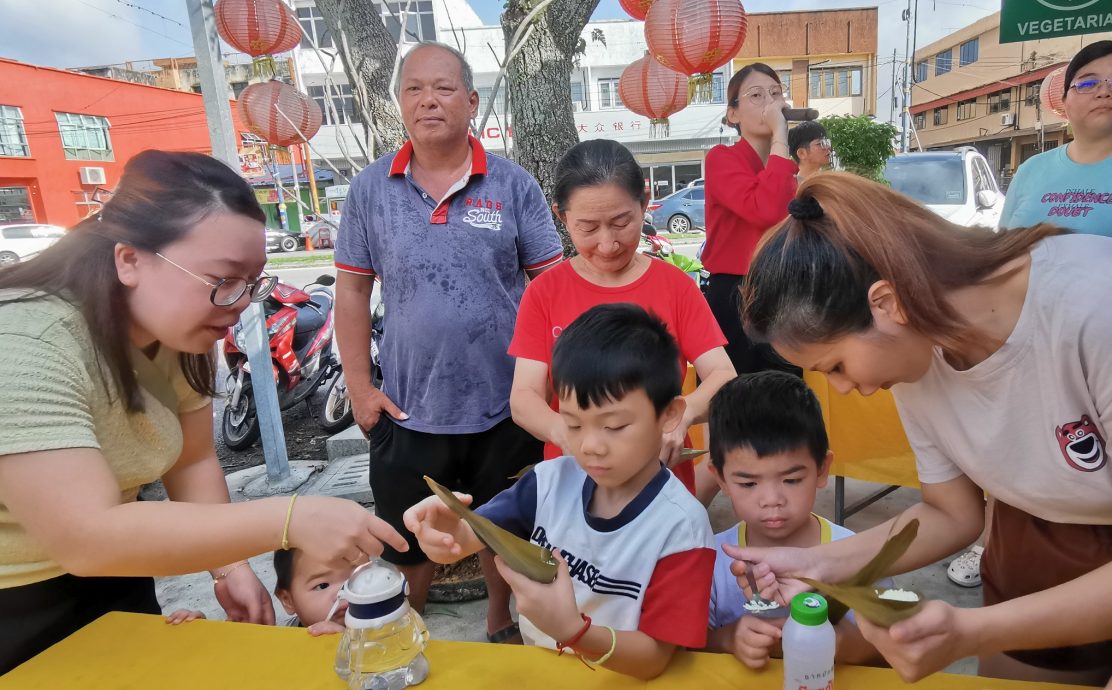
901 0 920 152
889 48 898 124
187 0 305 491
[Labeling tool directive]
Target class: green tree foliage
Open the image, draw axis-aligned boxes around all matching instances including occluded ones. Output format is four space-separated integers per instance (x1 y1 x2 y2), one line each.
818 115 899 183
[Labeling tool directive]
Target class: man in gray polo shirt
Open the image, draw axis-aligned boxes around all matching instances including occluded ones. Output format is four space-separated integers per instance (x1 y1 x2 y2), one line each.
334 42 562 644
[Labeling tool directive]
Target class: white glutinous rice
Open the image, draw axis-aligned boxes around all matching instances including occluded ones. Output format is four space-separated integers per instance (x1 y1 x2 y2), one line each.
743 599 781 612
876 588 920 602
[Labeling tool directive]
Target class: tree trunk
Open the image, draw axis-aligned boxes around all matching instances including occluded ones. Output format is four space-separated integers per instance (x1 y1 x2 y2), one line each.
315 0 407 156
502 0 600 256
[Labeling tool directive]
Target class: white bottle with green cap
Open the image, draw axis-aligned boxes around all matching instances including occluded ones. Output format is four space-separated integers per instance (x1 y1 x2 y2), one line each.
782 592 835 690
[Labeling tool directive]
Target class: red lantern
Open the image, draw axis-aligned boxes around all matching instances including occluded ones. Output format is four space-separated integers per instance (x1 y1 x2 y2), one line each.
215 0 301 57
620 0 656 20
238 81 322 147
619 55 689 137
645 0 748 100
1040 66 1067 119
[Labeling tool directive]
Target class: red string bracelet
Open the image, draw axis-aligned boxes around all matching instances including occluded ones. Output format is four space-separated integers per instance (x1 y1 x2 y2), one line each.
555 614 591 656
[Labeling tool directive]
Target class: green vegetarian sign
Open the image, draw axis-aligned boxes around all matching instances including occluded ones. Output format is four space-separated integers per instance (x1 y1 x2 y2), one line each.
1001 0 1112 44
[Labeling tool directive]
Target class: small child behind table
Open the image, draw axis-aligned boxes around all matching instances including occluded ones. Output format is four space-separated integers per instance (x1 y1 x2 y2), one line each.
703 372 884 667
404 304 716 680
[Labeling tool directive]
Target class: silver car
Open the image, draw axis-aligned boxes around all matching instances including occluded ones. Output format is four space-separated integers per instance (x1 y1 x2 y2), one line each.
883 147 1005 229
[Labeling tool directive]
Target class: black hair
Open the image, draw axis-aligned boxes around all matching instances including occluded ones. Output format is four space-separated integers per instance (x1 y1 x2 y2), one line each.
0 150 265 412
274 548 296 592
551 303 680 414
708 371 828 472
1064 40 1112 99
553 139 645 212
787 121 828 163
722 62 782 134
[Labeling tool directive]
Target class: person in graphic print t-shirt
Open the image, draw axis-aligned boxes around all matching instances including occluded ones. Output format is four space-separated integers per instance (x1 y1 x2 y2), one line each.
508 139 735 493
405 305 716 681
333 41 562 644
734 173 1112 686
1000 41 1112 235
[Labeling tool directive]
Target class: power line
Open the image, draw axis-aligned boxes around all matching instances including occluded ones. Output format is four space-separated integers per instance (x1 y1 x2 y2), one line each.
77 0 192 48
113 0 184 27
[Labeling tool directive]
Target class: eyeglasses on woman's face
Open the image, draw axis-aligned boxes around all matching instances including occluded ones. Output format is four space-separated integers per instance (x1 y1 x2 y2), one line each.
731 85 785 108
1069 76 1112 95
156 252 277 307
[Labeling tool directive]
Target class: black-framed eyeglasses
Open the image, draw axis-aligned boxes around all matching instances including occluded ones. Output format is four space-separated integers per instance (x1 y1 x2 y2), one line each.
1070 77 1112 95
156 253 278 306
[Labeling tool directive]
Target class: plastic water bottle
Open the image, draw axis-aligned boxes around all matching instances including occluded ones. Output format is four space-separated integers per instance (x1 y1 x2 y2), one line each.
332 560 430 690
782 592 835 690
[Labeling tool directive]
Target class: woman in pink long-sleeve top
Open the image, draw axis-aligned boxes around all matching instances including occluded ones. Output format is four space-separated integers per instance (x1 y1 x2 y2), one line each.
703 63 800 376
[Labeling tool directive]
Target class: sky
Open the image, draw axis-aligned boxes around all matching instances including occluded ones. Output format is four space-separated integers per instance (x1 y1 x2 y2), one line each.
1 0 1000 119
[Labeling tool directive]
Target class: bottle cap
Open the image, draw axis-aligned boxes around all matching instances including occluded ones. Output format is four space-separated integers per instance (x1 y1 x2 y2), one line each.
789 592 829 626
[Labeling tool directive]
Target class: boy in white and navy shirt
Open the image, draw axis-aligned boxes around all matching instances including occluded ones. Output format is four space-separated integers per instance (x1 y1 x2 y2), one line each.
405 304 715 680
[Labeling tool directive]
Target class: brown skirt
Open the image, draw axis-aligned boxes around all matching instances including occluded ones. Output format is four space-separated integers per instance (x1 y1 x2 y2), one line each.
982 500 1112 671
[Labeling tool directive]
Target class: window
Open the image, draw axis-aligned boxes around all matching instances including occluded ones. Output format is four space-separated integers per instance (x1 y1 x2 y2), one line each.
307 84 355 125
915 61 928 83
988 88 1011 114
476 86 505 120
1 225 59 240
691 70 726 105
956 97 977 120
914 112 926 129
0 105 29 157
380 1 436 44
230 82 248 99
933 107 948 126
55 112 112 161
959 39 979 67
1025 82 1041 106
935 50 952 76
598 78 623 109
778 70 793 100
689 187 704 201
297 6 333 49
972 157 996 195
570 78 587 110
808 67 863 99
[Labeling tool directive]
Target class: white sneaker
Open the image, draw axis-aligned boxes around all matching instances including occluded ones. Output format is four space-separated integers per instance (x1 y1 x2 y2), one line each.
947 545 984 587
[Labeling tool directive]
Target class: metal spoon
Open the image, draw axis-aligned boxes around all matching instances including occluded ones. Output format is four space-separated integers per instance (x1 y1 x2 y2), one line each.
741 560 789 619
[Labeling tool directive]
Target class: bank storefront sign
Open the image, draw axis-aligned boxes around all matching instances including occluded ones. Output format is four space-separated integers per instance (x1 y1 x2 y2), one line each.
1001 0 1112 43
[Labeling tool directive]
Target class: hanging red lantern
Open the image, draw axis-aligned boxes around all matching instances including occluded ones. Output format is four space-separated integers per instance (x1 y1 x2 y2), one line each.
619 54 689 138
1040 66 1067 119
215 0 301 57
619 0 656 21
238 81 322 147
645 0 748 101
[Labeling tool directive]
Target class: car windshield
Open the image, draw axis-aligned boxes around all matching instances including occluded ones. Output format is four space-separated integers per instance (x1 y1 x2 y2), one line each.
884 157 967 205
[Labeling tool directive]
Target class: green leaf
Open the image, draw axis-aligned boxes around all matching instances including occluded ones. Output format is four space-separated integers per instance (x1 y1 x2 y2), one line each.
800 579 923 627
827 519 919 624
424 475 558 583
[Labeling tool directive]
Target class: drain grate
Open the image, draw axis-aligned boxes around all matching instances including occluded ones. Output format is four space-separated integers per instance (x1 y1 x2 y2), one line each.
311 456 373 503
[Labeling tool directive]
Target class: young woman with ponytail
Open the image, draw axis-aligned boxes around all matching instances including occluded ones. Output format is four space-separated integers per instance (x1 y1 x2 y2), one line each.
0 151 407 673
729 172 1112 686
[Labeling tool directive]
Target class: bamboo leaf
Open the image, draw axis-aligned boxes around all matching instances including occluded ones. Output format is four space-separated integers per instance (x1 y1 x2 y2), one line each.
680 448 708 461
800 579 923 627
828 519 919 624
424 475 558 583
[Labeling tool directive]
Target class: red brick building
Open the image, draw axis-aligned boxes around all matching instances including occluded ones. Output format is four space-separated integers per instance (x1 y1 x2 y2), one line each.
0 58 250 227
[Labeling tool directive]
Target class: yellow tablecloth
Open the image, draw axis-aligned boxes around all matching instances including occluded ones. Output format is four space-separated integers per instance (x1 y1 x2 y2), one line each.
804 371 921 489
0 612 1084 690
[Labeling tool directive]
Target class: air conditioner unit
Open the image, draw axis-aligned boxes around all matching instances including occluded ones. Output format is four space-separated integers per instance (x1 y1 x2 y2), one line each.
79 166 107 185
1000 113 1016 127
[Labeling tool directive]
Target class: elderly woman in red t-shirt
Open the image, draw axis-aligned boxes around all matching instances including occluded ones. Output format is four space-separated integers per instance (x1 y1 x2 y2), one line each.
507 140 736 492
703 63 800 376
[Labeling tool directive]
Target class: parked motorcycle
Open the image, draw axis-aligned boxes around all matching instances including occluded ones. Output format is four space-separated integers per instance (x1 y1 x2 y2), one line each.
320 295 383 434
221 274 345 450
639 222 674 258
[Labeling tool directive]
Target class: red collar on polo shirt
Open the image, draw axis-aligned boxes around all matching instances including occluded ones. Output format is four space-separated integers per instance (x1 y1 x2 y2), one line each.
389 135 487 225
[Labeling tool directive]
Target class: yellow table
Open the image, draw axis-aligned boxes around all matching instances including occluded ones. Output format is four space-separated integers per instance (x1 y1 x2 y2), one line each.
0 613 1084 690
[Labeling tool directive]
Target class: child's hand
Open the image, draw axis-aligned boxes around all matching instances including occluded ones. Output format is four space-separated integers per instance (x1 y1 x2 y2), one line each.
165 609 206 625
402 493 474 563
308 620 346 636
493 549 583 644
732 614 785 669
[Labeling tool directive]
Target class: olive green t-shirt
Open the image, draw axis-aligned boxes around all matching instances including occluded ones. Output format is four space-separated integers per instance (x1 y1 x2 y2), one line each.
0 295 210 588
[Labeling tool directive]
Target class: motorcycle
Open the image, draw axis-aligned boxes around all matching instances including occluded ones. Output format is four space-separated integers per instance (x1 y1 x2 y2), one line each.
320 294 384 434
639 221 674 258
221 274 348 450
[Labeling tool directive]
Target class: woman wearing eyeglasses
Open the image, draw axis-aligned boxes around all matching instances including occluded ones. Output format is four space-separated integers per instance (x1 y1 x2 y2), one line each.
702 63 801 377
0 151 408 673
999 40 1112 235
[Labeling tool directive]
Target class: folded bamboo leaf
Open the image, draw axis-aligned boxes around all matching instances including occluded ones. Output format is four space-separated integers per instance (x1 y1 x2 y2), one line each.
508 464 535 481
800 579 923 627
828 519 919 625
680 448 708 461
424 475 557 583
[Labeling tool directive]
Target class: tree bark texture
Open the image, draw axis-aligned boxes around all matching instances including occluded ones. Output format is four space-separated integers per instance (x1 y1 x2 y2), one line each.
502 0 600 256
315 0 407 156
